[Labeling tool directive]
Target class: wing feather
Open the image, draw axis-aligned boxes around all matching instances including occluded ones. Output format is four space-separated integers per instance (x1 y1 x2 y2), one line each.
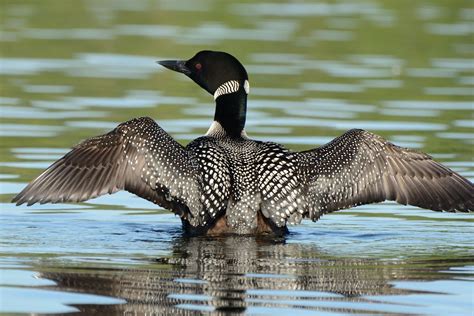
299 129 473 219
12 117 205 224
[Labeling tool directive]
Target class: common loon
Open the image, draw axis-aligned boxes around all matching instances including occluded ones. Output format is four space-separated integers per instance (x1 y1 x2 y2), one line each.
12 50 473 235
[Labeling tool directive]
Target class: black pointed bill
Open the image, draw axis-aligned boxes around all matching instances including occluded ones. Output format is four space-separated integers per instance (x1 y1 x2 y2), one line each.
157 60 191 75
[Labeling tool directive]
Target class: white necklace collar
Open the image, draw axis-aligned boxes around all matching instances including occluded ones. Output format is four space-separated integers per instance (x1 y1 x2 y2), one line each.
213 79 250 100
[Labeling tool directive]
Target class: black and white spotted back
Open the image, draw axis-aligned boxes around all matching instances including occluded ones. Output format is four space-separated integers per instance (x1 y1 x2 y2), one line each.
186 137 231 226
201 127 305 232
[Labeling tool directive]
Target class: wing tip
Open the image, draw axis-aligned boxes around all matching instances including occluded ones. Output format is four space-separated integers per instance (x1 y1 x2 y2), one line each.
11 192 26 206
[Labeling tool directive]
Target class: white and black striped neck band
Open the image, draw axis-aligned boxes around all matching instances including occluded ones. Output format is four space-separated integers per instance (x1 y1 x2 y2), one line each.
214 80 250 100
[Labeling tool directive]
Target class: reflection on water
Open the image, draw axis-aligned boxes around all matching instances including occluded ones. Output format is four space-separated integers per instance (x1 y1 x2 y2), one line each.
0 285 124 314
1 204 473 314
28 237 473 315
1 0 473 315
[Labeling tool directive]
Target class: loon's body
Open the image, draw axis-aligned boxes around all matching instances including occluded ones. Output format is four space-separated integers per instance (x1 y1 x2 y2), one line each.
13 51 473 235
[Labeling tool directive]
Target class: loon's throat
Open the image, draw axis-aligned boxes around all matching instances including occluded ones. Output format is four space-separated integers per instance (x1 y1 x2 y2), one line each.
213 80 249 137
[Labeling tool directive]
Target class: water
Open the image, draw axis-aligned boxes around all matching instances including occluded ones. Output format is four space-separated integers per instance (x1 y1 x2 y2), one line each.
0 0 473 315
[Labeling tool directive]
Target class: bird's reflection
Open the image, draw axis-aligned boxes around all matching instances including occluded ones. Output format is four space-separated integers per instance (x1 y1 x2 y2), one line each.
39 235 469 315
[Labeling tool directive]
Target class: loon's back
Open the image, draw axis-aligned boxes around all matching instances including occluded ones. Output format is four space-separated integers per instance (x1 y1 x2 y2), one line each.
185 128 302 235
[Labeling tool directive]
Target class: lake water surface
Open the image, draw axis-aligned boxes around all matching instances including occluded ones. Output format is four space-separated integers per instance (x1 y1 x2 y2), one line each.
0 1 473 315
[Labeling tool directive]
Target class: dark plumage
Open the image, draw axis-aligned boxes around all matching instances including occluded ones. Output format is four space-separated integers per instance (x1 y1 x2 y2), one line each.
12 50 473 236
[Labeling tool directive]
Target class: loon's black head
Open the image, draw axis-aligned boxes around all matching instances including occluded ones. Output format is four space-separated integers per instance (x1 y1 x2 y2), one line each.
158 51 249 99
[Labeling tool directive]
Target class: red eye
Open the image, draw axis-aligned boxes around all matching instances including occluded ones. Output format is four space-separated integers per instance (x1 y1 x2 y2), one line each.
195 63 202 70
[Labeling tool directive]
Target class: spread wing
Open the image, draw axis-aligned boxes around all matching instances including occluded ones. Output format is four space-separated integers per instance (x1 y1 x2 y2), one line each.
298 129 473 220
12 117 206 224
